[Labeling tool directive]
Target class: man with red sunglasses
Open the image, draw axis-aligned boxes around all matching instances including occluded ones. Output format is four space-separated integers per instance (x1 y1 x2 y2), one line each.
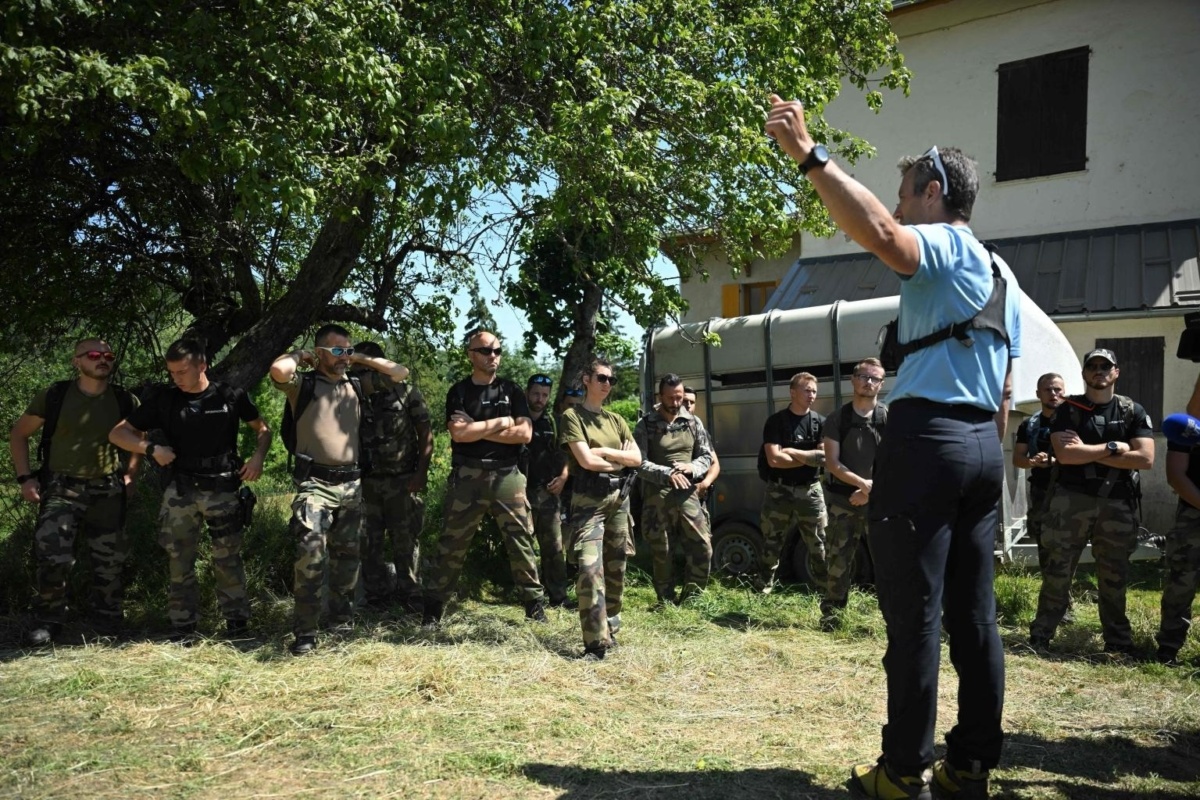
9 338 140 646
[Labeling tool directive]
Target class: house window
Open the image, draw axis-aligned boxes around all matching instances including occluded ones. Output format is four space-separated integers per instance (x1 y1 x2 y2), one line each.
1095 336 1163 430
722 281 778 317
996 46 1089 181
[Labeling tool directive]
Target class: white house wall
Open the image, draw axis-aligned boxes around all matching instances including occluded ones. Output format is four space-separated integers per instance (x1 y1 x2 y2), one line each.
677 0 1200 319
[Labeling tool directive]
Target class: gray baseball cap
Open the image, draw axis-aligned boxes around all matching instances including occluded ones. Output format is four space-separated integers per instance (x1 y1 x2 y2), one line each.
1082 348 1117 366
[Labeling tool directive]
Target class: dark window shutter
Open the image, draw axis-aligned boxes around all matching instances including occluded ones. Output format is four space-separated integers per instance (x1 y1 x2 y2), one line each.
997 46 1089 181
1095 336 1164 430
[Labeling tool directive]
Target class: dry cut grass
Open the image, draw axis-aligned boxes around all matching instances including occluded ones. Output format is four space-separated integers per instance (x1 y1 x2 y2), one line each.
1 577 1198 800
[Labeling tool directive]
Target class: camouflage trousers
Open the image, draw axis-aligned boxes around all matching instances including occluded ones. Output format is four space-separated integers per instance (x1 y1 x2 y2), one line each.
158 478 249 628
1030 487 1139 646
290 476 363 638
1156 503 1200 653
530 484 569 604
641 488 711 601
823 490 867 612
569 487 632 649
360 471 425 603
760 480 827 590
31 473 128 623
424 465 543 604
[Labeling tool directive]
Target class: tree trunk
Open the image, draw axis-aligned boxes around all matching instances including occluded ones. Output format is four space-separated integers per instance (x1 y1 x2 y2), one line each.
557 279 605 408
210 191 376 390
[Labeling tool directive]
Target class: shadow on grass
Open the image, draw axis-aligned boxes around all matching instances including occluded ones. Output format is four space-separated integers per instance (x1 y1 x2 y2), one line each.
522 763 845 799
1000 729 1200 797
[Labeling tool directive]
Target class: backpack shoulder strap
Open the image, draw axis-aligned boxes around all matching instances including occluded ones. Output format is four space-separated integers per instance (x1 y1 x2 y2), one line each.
36 380 74 465
837 403 854 447
293 372 318 422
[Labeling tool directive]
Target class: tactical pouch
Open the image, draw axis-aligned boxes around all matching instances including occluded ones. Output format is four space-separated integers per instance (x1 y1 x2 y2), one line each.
238 485 258 529
293 453 314 483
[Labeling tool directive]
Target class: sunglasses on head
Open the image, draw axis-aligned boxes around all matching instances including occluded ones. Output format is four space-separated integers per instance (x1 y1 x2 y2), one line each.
470 346 502 356
923 146 951 199
564 388 584 397
529 374 552 387
78 350 116 362
317 346 355 357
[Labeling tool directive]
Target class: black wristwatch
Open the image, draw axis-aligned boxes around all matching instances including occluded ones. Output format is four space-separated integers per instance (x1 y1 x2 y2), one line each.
145 442 157 458
799 143 830 176
16 473 35 485
1106 441 1120 455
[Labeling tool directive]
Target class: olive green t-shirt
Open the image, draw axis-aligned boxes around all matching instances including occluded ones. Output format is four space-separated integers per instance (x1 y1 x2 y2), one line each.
558 406 632 476
26 382 140 478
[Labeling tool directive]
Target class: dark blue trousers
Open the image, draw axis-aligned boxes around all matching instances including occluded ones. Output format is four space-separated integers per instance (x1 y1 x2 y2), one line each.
868 399 1006 775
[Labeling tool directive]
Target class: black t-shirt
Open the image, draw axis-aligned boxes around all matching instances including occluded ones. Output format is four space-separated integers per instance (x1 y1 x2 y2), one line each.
1049 394 1152 496
761 408 824 485
1167 439 1200 510
445 377 531 461
1016 411 1056 489
127 382 259 461
524 412 565 486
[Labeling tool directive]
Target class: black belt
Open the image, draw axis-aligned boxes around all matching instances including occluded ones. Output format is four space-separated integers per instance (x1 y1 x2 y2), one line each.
574 471 623 496
769 478 817 488
176 471 240 492
308 464 362 484
890 397 994 422
174 453 239 472
453 456 520 471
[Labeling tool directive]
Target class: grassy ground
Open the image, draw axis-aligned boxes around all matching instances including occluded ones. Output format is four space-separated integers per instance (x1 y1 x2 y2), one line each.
1 565 1197 800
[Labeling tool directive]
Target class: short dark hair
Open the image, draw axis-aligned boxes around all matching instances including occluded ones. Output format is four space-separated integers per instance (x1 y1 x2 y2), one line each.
585 356 612 377
897 146 979 222
658 373 684 394
353 341 385 359
315 324 351 346
1037 372 1064 389
683 385 698 395
166 337 207 363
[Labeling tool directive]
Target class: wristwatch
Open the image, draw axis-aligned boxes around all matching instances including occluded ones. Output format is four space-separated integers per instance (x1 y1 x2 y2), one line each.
16 473 34 485
1106 441 1120 455
799 143 830 176
145 442 157 458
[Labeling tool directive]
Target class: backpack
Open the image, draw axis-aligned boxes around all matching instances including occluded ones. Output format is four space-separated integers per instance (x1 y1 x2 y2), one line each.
281 372 370 463
37 379 136 470
879 242 1010 372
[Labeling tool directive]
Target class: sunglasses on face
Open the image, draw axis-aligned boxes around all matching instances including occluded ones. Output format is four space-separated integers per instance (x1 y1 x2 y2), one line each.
592 373 616 384
317 346 355 357
853 373 884 385
1085 362 1115 373
470 346 502 356
529 374 552 386
924 146 952 199
78 351 116 362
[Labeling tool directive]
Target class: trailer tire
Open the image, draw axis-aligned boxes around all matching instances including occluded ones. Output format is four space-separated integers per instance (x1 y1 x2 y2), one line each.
711 521 765 576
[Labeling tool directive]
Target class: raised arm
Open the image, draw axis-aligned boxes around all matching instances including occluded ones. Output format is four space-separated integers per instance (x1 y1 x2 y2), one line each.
766 95 921 276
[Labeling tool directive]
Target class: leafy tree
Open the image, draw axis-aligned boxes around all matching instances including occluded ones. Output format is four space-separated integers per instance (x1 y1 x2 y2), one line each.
1 0 908 391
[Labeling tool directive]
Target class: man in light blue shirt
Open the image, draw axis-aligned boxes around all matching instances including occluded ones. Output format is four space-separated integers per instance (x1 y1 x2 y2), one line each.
768 96 1019 800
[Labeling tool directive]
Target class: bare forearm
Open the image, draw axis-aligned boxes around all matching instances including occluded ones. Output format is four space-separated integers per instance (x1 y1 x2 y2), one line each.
109 422 149 454
270 350 307 383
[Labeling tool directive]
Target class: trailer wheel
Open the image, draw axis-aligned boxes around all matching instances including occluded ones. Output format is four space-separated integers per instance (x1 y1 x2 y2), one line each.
712 521 765 576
